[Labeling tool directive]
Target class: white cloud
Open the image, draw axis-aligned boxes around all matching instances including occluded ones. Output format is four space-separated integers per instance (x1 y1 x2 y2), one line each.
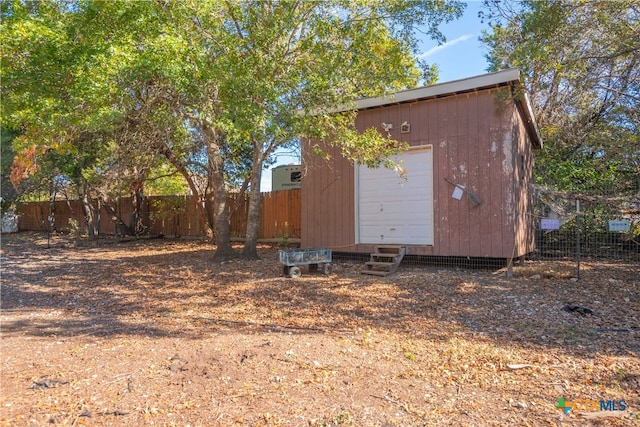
417 34 476 60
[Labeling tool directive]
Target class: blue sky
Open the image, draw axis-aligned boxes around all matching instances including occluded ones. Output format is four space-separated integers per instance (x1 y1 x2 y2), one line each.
416 1 490 83
260 1 490 192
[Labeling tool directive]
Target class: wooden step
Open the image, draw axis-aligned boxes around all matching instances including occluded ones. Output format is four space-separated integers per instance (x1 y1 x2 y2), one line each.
370 252 400 258
361 245 406 276
361 270 389 276
365 261 395 267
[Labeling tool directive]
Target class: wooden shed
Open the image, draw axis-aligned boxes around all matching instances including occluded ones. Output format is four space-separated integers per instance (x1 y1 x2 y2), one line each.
301 69 543 262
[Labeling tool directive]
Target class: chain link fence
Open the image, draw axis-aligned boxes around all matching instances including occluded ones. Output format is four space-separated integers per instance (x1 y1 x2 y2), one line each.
333 185 639 272
531 186 640 268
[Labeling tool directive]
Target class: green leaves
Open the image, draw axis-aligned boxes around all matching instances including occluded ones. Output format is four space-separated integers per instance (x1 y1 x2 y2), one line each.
1 0 465 237
482 0 639 195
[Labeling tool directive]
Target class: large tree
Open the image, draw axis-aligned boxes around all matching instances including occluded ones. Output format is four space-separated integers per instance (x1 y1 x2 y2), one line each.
1 0 202 238
207 0 465 258
481 0 639 195
2 0 465 259
1 0 146 237
1 128 19 215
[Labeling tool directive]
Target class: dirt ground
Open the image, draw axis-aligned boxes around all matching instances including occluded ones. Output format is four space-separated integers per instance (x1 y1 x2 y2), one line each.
1 232 638 426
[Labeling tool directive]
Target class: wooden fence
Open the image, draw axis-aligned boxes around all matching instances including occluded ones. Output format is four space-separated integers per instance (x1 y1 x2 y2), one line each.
16 189 301 240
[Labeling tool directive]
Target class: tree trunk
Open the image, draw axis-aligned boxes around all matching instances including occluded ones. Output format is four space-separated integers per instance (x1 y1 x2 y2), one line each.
98 193 134 235
80 183 99 240
206 128 234 261
160 142 212 234
47 179 57 248
48 179 57 233
242 140 264 259
131 183 145 236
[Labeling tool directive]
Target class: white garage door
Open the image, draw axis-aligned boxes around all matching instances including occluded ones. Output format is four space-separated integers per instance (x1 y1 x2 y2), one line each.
356 147 434 245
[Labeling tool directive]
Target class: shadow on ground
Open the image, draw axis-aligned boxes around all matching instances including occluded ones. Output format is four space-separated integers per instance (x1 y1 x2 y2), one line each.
1 232 638 359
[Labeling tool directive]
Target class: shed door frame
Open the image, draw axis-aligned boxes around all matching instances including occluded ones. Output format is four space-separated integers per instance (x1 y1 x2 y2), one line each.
354 145 435 246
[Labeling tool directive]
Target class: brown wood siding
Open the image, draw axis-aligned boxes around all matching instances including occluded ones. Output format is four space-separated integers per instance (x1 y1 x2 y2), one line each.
513 105 537 256
475 92 493 257
494 93 515 258
301 140 356 250
302 86 538 258
466 93 482 256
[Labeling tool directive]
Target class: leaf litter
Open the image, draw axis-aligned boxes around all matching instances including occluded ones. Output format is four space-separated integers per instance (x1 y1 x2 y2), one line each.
0 232 638 426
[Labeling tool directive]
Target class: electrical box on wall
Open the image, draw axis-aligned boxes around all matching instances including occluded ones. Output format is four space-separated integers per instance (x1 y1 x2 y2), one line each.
272 165 301 191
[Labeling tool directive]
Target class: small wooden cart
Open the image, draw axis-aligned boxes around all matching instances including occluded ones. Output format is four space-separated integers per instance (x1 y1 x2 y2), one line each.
279 248 332 278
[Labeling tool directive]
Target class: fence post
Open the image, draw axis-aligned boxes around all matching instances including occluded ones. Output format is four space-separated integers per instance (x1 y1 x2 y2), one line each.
576 199 581 280
96 197 101 245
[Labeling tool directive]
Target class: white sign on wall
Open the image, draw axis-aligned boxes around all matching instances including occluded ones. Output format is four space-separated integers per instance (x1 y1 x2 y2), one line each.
451 185 464 200
608 220 631 232
541 218 561 230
